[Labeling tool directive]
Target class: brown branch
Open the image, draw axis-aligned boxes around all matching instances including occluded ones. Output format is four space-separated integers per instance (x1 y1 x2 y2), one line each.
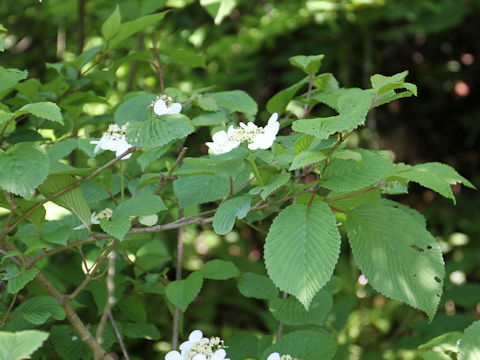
109 311 129 360
171 208 184 350
96 251 116 350
154 147 187 195
325 182 386 203
0 293 18 329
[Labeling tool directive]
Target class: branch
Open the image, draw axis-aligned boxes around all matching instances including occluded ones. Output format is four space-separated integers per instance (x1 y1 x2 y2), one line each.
96 251 116 350
171 208 184 350
325 182 386 203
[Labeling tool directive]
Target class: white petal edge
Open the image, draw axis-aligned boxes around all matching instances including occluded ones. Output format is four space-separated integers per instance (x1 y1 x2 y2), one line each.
189 330 203 342
267 353 281 360
167 102 182 114
154 99 168 116
165 351 183 360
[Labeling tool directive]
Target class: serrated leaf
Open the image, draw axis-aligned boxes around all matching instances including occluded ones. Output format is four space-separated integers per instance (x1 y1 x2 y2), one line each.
264 202 341 308
209 90 257 121
108 11 169 51
173 174 230 208
267 76 309 115
115 93 157 126
237 273 278 300
182 147 247 177
38 174 91 226
395 162 475 204
289 55 324 76
269 290 332 326
126 114 194 148
100 217 131 240
7 268 39 294
0 143 49 198
17 102 63 125
195 96 218 111
292 88 375 139
459 320 480 360
15 295 65 325
102 5 121 41
169 49 206 69
255 173 290 200
374 89 415 108
261 330 337 360
136 143 170 171
294 134 315 155
371 70 417 96
346 203 445 321
120 322 161 340
113 193 166 219
225 332 259 360
212 196 250 235
192 110 228 126
0 330 48 360
0 67 28 94
290 150 327 171
330 149 362 161
165 272 203 312
200 259 240 280
326 188 381 211
322 149 393 192
50 325 90 360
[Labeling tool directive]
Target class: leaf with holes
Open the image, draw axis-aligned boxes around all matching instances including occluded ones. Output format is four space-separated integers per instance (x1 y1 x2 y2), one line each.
264 201 341 309
346 203 445 321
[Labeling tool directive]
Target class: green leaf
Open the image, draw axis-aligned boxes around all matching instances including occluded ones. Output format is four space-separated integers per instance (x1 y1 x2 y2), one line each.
126 114 194 148
253 173 290 200
294 134 315 155
225 332 259 360
200 0 237 25
0 143 49 198
289 55 324 76
459 320 480 360
292 88 376 139
15 295 65 325
174 174 230 208
15 79 41 101
192 110 228 126
330 149 362 161
346 203 445 321
212 196 251 235
115 93 157 126
113 193 166 218
419 351 452 360
261 330 337 360
269 289 332 326
237 273 279 300
7 268 39 294
0 67 28 95
326 188 381 212
209 90 257 121
267 76 309 115
108 11 169 51
50 325 90 360
17 102 63 125
322 149 393 193
136 143 170 171
100 217 131 241
0 330 49 360
165 272 203 312
395 162 475 204
195 96 218 111
182 147 247 177
169 49 206 69
200 259 240 280
371 70 418 96
102 5 121 41
418 331 463 353
264 202 341 308
120 322 161 340
290 150 327 171
38 174 91 226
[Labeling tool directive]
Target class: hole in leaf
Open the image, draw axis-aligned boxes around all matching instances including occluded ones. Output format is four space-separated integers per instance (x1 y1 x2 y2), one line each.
413 274 417 278
436 294 440 297
410 244 424 252
434 276 441 283
427 245 432 249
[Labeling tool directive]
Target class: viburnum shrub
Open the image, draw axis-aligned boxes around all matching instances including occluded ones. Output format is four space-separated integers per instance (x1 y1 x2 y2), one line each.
0 6 478 360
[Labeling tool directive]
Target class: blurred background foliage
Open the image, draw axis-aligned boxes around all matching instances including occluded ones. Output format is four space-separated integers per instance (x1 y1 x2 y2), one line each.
1 0 478 359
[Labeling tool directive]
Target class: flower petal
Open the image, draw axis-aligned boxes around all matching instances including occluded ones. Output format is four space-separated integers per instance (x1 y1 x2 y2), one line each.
167 102 182 114
267 353 281 360
211 348 227 360
189 330 203 342
165 351 183 360
154 99 168 116
193 355 207 360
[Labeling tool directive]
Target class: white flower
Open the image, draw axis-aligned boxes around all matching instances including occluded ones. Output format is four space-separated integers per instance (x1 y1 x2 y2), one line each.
90 123 132 160
73 208 113 230
165 330 230 360
153 96 182 116
205 126 240 155
267 353 297 360
205 113 279 155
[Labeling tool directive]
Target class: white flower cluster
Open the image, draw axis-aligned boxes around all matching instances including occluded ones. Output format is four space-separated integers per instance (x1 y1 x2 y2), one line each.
165 330 230 360
90 123 133 159
151 95 182 116
206 113 279 155
74 208 113 230
267 353 298 360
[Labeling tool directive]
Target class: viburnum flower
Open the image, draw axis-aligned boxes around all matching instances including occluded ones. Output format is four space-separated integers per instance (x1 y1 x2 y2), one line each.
74 208 113 230
152 95 182 116
206 113 279 155
165 330 230 360
267 353 298 360
90 123 132 159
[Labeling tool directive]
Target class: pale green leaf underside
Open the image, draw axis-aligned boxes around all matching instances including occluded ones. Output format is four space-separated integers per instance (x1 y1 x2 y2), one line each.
237 273 279 300
0 330 49 360
126 114 194 148
100 217 131 241
7 268 39 294
113 193 166 219
257 172 290 200
290 150 327 171
267 76 309 115
165 273 203 312
0 67 28 94
322 149 393 192
102 5 121 41
261 330 337 360
213 196 250 235
292 88 375 139
18 101 64 125
346 203 445 321
269 289 332 326
264 202 341 309
459 320 480 360
0 142 50 198
200 259 240 280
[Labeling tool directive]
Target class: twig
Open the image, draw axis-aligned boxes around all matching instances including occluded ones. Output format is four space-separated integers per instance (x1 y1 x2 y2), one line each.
96 251 116 350
302 74 315 119
325 182 386 203
275 292 289 341
0 293 18 329
108 310 129 360
154 147 187 195
171 208 184 350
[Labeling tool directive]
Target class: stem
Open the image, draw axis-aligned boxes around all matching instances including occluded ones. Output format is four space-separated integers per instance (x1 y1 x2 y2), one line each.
249 150 264 186
275 292 288 341
96 251 116 350
0 293 18 329
120 161 125 202
325 182 386 203
302 74 315 119
109 311 129 360
171 209 184 349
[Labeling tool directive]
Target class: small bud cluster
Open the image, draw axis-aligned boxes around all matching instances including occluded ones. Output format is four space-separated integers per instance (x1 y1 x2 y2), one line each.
280 355 297 360
149 94 174 108
105 123 128 139
94 208 113 221
186 337 225 360
228 124 265 144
